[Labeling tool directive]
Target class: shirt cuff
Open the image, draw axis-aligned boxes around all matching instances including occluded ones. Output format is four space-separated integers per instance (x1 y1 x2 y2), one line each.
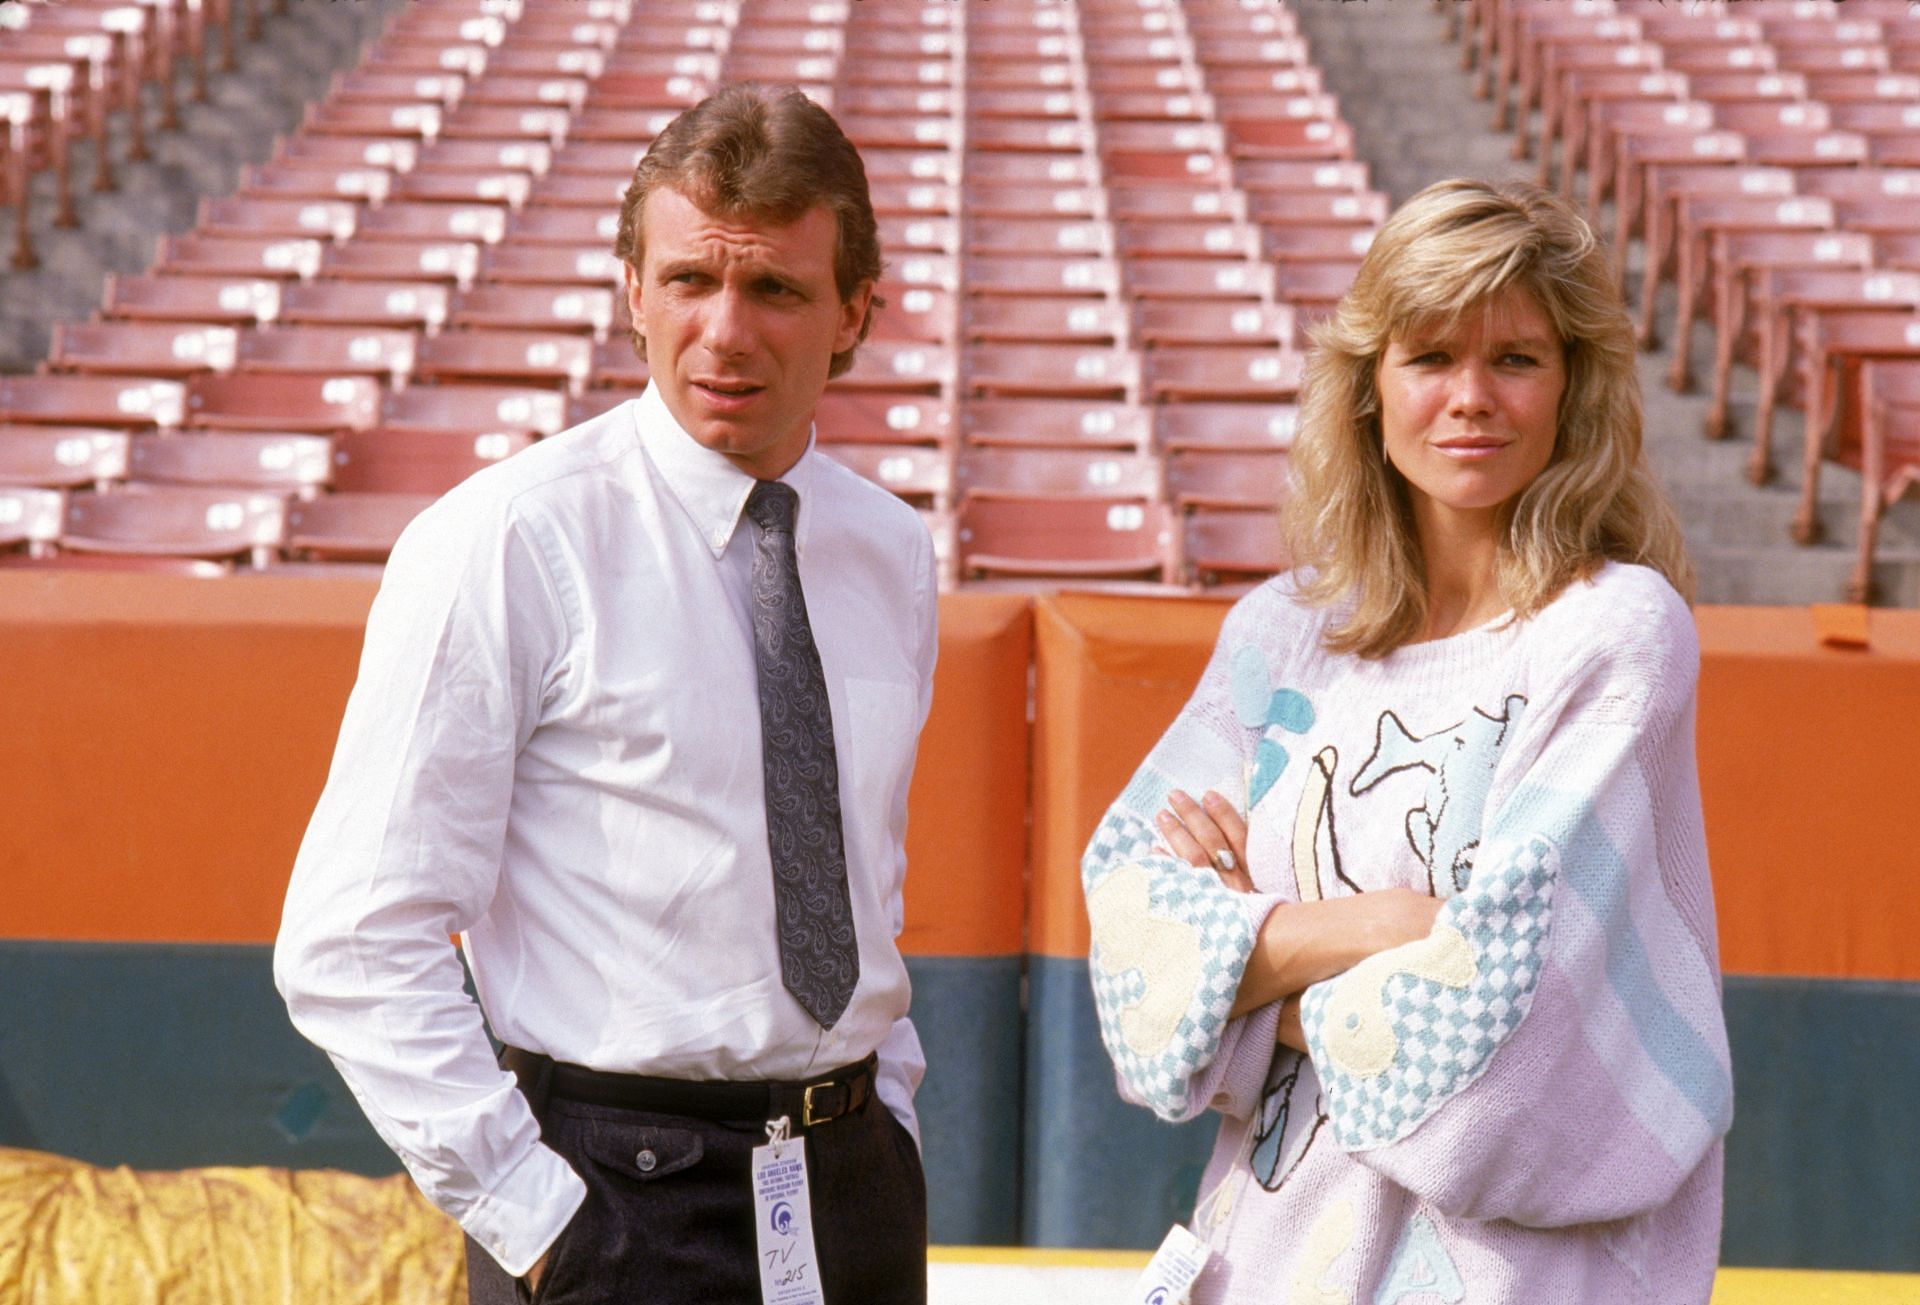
461 1141 588 1278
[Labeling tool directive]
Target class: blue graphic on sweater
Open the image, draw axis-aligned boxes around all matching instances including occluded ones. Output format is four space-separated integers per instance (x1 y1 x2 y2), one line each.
1350 695 1526 896
1374 1214 1465 1304
1230 645 1316 807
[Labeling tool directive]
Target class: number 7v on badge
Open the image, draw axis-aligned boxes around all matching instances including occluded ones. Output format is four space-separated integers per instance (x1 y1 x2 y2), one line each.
753 1117 826 1305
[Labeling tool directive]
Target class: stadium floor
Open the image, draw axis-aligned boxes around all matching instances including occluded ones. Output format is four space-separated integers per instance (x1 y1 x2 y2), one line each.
925 1248 1920 1304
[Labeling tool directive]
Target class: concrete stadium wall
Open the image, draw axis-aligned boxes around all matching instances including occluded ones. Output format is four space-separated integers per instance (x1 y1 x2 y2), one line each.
1 574 1916 1267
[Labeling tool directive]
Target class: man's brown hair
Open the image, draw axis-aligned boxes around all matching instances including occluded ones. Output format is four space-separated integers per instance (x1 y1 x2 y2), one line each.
613 84 884 379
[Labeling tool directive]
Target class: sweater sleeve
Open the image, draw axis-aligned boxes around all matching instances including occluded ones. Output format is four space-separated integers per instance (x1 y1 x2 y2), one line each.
1297 588 1733 1227
1081 596 1288 1124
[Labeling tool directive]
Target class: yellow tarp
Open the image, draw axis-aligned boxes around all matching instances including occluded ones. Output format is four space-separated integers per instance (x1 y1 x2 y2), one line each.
0 1148 463 1305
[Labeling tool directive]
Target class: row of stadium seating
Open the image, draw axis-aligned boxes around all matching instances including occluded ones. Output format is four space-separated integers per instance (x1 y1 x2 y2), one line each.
1456 0 1920 602
1 0 1376 588
0 0 268 266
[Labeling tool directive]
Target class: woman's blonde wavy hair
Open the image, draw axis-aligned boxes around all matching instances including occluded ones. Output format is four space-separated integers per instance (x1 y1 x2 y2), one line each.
1283 177 1694 658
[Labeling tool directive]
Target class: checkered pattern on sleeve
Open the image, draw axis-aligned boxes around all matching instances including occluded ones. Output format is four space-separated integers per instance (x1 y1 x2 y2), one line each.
1303 835 1560 1150
1083 809 1265 1120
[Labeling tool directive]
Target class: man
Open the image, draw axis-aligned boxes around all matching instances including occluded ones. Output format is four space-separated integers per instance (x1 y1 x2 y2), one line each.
275 84 936 1303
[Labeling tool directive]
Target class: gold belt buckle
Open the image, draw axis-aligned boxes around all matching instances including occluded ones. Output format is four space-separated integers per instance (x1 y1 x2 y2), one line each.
802 1082 830 1128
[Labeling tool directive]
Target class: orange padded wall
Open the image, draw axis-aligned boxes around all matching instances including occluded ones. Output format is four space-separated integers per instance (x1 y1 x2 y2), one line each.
0 573 1031 957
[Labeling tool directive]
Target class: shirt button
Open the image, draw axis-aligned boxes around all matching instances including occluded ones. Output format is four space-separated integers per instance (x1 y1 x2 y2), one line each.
636 1149 657 1173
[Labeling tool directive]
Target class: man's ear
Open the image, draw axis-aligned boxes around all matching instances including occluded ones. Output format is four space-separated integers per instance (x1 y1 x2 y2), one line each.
835 279 875 353
622 260 644 338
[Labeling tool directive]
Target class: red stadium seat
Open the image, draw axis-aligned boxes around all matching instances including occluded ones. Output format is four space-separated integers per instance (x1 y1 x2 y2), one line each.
238 161 393 205
1124 258 1276 303
0 375 186 429
59 485 285 566
1182 508 1286 589
965 255 1117 299
329 427 534 494
126 431 333 493
966 344 1140 401
1134 301 1294 349
185 373 378 433
99 274 281 326
448 285 615 337
1165 451 1290 510
819 443 953 508
356 201 506 244
48 323 237 378
320 241 481 290
379 383 568 437
1233 159 1372 195
960 398 1152 452
282 491 436 563
962 298 1126 346
955 447 1161 502
510 207 622 245
0 426 130 489
232 325 416 386
301 100 443 144
1788 309 1920 544
965 217 1114 259
415 329 594 392
197 196 358 242
389 170 533 208
481 245 624 287
278 281 451 331
956 495 1174 583
868 287 958 345
809 393 953 447
829 340 955 395
1703 233 1877 440
1106 185 1246 223
1851 360 1920 600
1157 402 1300 453
155 233 324 280
1145 347 1305 403
1666 195 1835 392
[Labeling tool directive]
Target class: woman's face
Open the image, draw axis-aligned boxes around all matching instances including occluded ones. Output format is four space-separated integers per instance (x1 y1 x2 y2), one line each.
1375 286 1567 540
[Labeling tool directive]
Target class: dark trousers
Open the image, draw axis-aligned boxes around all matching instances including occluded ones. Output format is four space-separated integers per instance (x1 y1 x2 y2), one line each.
466 1085 927 1305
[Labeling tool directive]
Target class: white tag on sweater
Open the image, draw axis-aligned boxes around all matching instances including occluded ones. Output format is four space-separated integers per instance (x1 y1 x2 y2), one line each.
1129 1224 1211 1303
752 1117 824 1305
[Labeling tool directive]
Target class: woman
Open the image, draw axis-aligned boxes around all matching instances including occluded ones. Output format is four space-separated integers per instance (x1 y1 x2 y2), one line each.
1081 179 1731 1303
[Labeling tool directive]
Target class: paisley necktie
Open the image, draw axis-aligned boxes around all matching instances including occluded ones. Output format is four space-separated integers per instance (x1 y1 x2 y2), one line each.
745 479 858 1029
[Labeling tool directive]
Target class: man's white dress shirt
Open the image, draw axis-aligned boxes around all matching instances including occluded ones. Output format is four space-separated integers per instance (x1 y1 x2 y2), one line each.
275 384 938 1277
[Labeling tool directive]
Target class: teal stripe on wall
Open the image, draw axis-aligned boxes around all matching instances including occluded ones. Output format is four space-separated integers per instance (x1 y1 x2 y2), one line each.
0 943 1023 1247
0 940 394 1174
1720 974 1920 1271
904 955 1023 1245
1024 954 1216 1248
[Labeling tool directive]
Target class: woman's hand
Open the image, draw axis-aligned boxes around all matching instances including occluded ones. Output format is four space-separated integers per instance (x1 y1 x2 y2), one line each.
1155 788 1252 892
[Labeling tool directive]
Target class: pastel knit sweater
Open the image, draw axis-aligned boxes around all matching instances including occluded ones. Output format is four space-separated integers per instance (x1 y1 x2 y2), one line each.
1081 563 1732 1305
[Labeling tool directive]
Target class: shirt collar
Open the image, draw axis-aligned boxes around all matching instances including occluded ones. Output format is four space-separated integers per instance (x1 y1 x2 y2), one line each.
632 383 821 560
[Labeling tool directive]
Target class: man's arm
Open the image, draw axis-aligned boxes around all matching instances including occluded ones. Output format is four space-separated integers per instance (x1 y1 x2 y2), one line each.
273 500 585 1276
874 521 940 1142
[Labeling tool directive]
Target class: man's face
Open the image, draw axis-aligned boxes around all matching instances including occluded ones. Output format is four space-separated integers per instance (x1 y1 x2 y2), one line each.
625 186 871 480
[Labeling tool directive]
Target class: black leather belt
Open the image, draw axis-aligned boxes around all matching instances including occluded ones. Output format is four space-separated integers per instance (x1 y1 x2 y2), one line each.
503 1046 877 1131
